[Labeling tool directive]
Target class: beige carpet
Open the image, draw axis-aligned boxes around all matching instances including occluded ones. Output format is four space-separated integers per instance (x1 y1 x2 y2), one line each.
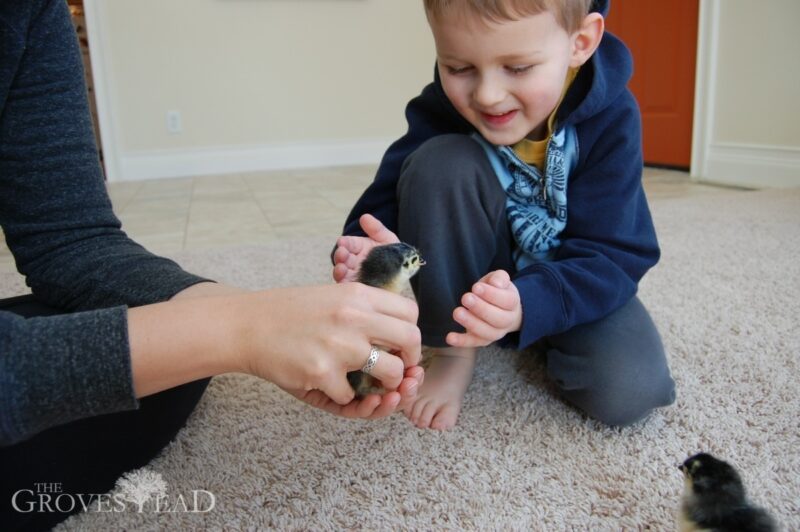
2 188 798 530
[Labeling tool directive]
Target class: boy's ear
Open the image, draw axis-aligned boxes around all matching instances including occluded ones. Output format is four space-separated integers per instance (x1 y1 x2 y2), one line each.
570 12 604 67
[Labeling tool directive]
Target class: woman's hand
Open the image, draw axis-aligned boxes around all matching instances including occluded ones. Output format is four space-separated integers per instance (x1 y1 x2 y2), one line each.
129 282 422 417
333 214 399 283
288 366 424 419
238 282 422 405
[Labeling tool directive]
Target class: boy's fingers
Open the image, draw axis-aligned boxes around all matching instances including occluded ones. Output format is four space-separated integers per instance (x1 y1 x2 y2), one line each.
472 282 518 311
461 292 511 328
336 235 363 254
332 263 348 283
360 214 400 245
488 270 511 288
332 246 361 281
453 306 498 342
446 331 487 348
333 245 351 265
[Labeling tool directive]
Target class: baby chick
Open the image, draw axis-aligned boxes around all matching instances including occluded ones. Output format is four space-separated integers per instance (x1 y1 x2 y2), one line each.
356 242 425 294
347 242 425 396
679 453 776 532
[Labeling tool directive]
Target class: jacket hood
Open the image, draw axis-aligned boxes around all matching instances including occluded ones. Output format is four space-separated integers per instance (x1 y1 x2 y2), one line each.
592 0 610 17
558 0 632 127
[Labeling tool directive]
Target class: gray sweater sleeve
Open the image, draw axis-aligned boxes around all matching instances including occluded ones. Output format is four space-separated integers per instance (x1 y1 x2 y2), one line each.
0 0 210 446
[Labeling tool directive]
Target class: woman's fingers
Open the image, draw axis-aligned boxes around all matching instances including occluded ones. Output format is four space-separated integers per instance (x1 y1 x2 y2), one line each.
352 286 421 367
354 346 404 391
363 391 401 418
321 374 357 405
288 372 421 419
238 283 425 421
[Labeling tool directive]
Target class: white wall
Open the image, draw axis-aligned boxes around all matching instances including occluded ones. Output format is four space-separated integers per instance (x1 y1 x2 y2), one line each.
692 0 800 188
86 0 435 181
90 1 800 187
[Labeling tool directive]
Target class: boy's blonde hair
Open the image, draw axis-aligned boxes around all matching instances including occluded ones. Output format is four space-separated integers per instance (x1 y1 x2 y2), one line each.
424 0 593 33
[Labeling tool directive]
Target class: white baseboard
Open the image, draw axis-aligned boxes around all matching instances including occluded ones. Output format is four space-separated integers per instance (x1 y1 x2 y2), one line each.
701 142 800 188
114 138 395 182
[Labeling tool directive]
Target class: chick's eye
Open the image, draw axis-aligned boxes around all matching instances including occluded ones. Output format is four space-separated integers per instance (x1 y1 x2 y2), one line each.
412 257 418 264
403 261 409 268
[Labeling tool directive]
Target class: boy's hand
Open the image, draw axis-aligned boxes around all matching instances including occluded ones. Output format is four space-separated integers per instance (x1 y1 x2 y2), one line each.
333 214 400 283
446 270 522 348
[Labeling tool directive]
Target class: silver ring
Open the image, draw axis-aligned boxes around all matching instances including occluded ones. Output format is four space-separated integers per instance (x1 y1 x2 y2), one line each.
362 346 380 375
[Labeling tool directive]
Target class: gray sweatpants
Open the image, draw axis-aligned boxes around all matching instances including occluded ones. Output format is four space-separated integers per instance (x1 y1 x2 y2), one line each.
396 134 675 426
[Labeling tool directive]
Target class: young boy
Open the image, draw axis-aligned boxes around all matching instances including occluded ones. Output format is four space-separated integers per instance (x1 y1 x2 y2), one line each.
333 0 676 430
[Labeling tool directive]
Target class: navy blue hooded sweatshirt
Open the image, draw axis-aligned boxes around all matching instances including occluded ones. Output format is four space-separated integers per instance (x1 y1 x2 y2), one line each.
342 0 659 349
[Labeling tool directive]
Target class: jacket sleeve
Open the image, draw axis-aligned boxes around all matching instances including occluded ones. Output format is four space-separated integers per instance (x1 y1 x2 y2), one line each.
0 0 207 445
0 0 208 311
512 92 660 348
341 68 471 237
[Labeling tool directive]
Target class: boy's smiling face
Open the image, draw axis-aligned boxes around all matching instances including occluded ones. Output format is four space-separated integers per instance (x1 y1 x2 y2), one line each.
429 8 598 146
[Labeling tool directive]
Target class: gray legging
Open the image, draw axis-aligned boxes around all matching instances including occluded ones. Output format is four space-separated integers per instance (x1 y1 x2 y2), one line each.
396 134 675 426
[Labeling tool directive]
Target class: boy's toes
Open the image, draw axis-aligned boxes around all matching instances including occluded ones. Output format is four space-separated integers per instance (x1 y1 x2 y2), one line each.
406 397 427 426
416 402 440 429
430 405 460 430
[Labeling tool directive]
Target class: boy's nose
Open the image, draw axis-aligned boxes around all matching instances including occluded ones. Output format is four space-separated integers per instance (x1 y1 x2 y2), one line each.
473 75 505 107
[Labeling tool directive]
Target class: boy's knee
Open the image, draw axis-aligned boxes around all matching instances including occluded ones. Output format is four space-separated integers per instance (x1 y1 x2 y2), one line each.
400 134 490 192
585 369 676 427
548 344 676 427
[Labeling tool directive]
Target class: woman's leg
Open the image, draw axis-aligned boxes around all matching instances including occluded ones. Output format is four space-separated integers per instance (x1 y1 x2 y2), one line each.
544 296 676 426
0 295 209 531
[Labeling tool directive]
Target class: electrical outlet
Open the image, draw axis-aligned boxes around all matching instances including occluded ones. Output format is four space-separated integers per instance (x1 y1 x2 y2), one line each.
166 110 182 134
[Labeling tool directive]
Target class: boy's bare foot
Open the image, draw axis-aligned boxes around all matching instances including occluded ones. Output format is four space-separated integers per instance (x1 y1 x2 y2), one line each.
403 346 476 430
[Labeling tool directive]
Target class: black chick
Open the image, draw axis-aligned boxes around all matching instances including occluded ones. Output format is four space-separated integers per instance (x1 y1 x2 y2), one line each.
347 243 424 397
679 453 776 532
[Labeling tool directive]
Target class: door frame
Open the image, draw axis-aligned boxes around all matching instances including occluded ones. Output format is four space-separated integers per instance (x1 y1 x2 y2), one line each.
83 0 121 181
689 0 719 183
691 0 800 188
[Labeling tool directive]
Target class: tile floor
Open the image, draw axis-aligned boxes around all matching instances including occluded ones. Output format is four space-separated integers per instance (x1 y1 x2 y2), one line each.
0 165 731 276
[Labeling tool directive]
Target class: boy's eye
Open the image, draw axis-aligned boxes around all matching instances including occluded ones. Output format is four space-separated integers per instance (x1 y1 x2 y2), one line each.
506 65 534 75
445 65 473 75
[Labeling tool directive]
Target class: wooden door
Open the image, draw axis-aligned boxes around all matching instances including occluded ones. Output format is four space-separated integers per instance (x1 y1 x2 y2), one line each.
604 1 699 169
